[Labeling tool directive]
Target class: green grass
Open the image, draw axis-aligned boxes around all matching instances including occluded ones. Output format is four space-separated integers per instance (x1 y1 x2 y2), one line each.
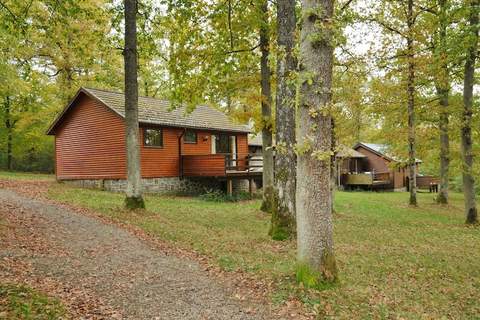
3 172 479 318
0 171 54 181
45 184 480 318
0 284 67 320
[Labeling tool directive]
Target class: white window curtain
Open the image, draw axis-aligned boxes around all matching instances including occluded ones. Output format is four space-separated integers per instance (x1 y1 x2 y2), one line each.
211 134 216 154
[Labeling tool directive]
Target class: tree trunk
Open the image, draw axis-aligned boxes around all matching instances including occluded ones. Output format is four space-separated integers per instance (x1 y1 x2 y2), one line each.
124 0 145 209
437 88 450 204
296 0 337 283
259 0 274 213
435 0 450 205
270 0 297 240
331 118 336 213
4 96 13 171
462 0 478 225
407 0 417 206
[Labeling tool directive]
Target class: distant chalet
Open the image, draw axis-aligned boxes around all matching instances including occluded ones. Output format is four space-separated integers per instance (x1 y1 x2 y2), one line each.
46 87 260 194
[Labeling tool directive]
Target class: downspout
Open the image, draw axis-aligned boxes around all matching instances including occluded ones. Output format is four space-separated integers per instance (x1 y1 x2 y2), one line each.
178 128 186 178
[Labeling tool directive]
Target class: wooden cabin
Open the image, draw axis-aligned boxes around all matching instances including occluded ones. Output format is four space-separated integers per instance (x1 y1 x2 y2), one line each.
248 134 263 155
46 88 261 195
339 142 437 191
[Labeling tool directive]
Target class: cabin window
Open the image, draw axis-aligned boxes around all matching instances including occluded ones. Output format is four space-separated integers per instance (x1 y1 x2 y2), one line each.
214 134 231 154
184 130 197 144
143 128 163 147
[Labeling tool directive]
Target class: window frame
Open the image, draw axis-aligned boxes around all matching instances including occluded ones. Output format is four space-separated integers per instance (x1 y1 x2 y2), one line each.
143 127 164 148
183 129 197 144
214 133 232 154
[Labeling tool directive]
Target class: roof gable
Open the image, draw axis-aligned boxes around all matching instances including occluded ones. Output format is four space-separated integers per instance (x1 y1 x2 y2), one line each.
47 87 250 135
353 142 422 163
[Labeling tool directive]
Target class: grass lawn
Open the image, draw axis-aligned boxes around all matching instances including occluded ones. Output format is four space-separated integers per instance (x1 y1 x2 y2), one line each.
2 172 479 318
0 284 66 319
0 171 54 181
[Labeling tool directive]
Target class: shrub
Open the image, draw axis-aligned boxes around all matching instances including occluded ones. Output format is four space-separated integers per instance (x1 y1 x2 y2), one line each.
199 189 252 202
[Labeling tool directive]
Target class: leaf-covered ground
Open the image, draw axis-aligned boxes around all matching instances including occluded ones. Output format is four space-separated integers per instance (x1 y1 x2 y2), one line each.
0 186 275 319
1 171 479 318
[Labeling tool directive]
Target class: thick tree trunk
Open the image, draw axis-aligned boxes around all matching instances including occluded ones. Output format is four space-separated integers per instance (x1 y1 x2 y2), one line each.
436 0 450 205
437 88 450 204
462 0 478 225
269 0 297 240
259 0 274 213
296 0 337 283
124 0 145 209
4 96 13 171
407 0 417 206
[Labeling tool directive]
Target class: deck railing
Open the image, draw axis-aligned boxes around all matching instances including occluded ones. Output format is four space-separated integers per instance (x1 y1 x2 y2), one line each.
343 171 392 186
181 153 263 177
225 154 263 173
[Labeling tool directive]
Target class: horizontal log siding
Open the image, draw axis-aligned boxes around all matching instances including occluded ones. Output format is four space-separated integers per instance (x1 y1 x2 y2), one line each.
182 131 212 155
182 155 226 177
140 127 181 177
55 94 127 179
236 134 248 170
236 134 248 154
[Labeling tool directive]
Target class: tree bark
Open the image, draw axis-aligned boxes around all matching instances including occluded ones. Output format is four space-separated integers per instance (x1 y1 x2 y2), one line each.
435 0 450 204
270 0 297 240
296 0 337 283
407 0 417 206
259 0 274 213
4 96 13 171
462 0 478 225
124 0 145 209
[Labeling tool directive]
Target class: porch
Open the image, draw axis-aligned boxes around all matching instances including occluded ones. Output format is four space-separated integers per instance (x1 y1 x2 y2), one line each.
180 153 263 195
342 171 392 190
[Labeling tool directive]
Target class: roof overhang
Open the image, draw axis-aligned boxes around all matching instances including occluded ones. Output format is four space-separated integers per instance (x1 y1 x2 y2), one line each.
353 142 422 163
46 87 251 136
353 142 396 162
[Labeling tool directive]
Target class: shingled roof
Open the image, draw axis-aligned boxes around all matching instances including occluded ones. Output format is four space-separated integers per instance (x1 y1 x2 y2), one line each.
47 87 250 135
354 142 422 163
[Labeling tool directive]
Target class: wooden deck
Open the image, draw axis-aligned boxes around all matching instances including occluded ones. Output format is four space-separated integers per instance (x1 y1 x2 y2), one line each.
343 172 392 189
180 154 263 195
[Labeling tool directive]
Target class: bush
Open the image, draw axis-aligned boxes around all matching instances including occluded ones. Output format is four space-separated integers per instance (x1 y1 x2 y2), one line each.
199 189 252 202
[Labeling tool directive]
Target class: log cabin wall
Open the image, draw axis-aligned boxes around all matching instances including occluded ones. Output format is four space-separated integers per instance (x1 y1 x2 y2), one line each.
355 145 410 189
355 146 391 173
55 93 127 180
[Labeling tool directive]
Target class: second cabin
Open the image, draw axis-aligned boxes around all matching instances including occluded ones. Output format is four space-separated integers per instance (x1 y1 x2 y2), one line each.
337 142 438 192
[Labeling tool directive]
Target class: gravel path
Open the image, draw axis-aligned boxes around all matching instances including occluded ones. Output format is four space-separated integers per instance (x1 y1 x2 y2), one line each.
0 188 269 319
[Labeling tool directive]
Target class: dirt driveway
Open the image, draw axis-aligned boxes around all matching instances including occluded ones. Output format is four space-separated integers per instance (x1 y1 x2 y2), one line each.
0 188 271 319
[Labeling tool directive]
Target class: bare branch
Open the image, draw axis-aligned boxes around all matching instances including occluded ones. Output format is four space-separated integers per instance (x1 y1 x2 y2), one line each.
224 43 260 54
340 0 355 12
0 0 18 21
367 17 405 38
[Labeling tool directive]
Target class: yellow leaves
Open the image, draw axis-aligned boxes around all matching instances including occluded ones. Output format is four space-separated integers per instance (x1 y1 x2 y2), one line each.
295 137 313 156
276 141 292 155
312 149 334 162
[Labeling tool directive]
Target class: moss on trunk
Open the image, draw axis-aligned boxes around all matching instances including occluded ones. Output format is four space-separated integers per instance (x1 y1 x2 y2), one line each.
269 192 296 240
295 250 338 289
125 196 145 210
466 208 478 225
436 192 448 205
260 185 274 213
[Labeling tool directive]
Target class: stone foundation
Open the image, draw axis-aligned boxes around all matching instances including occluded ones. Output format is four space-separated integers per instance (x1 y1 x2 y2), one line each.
61 177 254 195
